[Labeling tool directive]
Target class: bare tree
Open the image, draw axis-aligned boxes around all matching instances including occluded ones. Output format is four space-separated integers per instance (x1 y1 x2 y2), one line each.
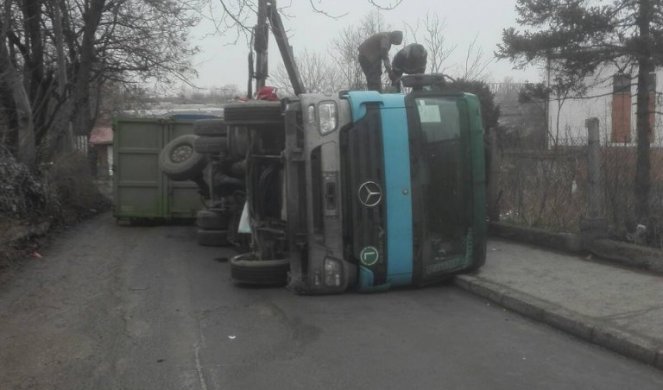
330 10 390 90
395 11 457 79
210 0 404 33
272 50 344 95
0 0 36 167
50 0 74 154
207 1 403 92
0 0 202 163
459 35 493 81
402 13 490 81
421 14 454 74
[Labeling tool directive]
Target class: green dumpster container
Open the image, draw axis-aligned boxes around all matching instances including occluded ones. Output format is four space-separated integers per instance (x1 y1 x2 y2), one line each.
112 115 217 222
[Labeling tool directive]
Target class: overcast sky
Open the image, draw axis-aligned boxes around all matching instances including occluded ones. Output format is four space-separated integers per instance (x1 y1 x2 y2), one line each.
186 0 543 92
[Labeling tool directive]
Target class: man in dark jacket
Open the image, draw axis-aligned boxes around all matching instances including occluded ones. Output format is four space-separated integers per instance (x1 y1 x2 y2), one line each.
389 43 428 89
357 31 403 91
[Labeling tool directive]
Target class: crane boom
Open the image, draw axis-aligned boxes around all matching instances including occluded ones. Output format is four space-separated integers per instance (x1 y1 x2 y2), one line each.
252 0 305 96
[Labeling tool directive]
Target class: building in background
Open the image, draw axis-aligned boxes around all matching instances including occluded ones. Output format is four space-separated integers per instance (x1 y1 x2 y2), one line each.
547 67 662 146
89 126 113 177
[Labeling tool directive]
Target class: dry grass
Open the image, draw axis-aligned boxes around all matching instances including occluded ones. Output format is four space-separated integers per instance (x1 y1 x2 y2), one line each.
495 142 663 248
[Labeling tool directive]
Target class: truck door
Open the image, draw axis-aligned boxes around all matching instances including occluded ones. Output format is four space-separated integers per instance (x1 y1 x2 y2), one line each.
406 91 486 283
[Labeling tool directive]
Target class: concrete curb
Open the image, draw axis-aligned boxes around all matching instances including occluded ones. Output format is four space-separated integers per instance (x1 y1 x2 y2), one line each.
587 239 663 275
489 222 583 253
454 274 663 370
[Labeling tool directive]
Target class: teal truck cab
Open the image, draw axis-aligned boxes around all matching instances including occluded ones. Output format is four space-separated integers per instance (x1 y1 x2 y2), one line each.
225 74 486 294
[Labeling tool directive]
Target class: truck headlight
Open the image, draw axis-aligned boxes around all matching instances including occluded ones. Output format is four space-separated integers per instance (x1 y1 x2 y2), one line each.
318 101 337 135
323 257 343 287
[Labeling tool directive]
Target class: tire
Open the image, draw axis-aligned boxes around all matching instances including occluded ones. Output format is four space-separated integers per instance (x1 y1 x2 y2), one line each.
194 136 227 154
230 253 289 286
467 236 487 273
159 134 206 181
197 229 230 246
223 101 282 125
196 209 229 230
194 119 228 137
227 126 250 160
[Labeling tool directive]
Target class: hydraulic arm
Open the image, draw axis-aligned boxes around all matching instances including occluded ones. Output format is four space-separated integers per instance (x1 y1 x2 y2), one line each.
252 0 305 96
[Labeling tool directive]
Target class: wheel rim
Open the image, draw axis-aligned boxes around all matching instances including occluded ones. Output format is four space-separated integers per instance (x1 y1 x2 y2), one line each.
170 144 193 163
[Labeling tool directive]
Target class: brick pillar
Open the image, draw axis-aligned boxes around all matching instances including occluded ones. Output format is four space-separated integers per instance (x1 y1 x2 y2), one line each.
611 73 631 143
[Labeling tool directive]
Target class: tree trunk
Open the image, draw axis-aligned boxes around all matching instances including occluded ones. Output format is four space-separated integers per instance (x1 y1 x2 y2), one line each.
70 0 105 138
0 79 19 153
635 0 653 224
21 0 44 101
50 0 74 154
0 46 36 168
0 4 36 168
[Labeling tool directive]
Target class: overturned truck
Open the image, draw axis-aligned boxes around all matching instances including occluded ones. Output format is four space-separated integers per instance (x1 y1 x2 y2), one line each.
220 74 487 294
159 0 487 293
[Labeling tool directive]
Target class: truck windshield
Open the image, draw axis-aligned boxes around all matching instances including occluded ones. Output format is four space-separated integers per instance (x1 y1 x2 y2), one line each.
410 96 470 275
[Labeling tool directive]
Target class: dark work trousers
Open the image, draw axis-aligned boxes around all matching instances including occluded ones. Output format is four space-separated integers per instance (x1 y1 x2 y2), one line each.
358 54 382 92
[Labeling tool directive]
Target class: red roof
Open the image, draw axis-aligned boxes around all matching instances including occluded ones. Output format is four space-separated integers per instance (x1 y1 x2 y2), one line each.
89 126 113 145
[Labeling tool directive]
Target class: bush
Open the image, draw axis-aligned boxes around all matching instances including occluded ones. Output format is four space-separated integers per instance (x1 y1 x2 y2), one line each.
44 152 111 224
0 149 111 270
0 148 109 229
0 146 49 219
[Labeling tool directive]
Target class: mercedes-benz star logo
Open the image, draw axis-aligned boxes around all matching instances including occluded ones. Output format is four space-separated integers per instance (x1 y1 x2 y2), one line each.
358 181 383 207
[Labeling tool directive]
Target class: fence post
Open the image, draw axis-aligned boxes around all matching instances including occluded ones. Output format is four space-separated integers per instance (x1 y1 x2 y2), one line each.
581 117 607 240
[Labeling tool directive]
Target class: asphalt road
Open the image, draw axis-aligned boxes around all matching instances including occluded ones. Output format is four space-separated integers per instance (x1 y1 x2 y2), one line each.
1 213 663 390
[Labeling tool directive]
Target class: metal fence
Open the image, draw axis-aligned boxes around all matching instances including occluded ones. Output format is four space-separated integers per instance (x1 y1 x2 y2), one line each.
491 119 663 248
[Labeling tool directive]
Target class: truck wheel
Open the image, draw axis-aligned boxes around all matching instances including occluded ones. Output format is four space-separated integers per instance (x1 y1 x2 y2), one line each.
223 101 282 125
194 119 228 137
196 209 229 230
467 238 487 273
197 229 230 246
194 136 227 154
159 134 206 181
230 253 289 286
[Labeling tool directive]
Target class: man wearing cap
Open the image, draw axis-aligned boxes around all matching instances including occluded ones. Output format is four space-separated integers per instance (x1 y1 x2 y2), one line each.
357 31 403 92
389 43 428 90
